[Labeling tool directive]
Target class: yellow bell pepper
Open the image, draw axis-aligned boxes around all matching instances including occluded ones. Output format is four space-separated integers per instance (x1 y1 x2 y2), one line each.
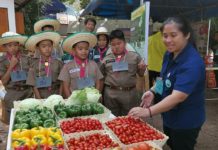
30 127 47 138
12 129 30 139
47 133 64 147
12 137 31 149
31 134 47 146
47 127 62 137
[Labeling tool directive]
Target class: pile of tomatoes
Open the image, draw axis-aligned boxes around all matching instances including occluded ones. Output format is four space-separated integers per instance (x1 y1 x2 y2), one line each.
106 117 164 144
67 133 119 150
60 118 103 134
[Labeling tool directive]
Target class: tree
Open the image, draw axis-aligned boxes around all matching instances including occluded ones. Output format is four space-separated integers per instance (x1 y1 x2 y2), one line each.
60 0 90 9
21 0 51 35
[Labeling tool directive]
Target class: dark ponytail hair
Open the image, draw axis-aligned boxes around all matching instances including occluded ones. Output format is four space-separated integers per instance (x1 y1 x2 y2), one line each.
160 16 197 48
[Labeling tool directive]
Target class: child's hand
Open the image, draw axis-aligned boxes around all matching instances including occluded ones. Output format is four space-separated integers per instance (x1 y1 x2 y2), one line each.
9 56 18 69
138 60 147 71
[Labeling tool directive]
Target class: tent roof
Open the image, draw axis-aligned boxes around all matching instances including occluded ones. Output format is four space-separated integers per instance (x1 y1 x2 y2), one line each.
42 0 66 15
81 0 218 21
150 0 218 21
81 0 140 19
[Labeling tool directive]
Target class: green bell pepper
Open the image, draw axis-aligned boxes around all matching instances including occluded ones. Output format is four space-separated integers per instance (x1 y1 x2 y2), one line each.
30 118 43 128
66 105 81 117
13 123 29 130
57 111 67 119
91 103 104 114
81 104 92 116
43 119 56 128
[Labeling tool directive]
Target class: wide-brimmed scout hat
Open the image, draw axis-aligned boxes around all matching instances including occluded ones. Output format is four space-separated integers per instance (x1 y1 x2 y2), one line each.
0 32 27 46
96 26 108 35
34 18 60 33
62 32 97 53
25 31 61 52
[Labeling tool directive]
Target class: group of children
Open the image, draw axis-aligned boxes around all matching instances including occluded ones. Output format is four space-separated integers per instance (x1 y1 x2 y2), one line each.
0 18 146 124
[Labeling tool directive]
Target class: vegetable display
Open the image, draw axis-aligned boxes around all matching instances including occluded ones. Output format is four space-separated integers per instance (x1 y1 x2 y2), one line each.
60 118 103 134
106 117 165 145
54 103 104 119
14 107 56 130
67 87 101 105
67 133 119 150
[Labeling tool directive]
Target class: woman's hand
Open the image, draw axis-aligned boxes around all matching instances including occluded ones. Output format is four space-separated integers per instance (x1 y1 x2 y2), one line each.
140 90 154 108
128 107 149 118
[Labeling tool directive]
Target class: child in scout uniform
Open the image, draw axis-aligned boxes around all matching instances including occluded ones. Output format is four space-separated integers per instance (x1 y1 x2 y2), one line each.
34 18 63 60
100 29 146 116
58 32 104 98
25 31 63 99
0 32 32 124
89 27 109 66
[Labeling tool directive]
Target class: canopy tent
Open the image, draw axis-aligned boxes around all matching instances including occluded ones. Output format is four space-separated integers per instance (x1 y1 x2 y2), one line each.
81 0 218 21
150 0 218 21
80 0 141 19
41 0 66 16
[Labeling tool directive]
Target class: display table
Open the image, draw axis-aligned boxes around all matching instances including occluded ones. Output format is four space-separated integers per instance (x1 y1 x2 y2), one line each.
7 108 167 150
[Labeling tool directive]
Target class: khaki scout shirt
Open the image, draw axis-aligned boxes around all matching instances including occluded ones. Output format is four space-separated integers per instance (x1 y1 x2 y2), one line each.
58 60 103 92
26 57 63 89
0 54 31 89
100 51 142 87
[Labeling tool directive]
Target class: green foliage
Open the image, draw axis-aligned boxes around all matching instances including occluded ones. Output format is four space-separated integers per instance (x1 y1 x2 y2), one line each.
60 0 76 4
21 0 51 35
60 0 90 9
80 0 90 9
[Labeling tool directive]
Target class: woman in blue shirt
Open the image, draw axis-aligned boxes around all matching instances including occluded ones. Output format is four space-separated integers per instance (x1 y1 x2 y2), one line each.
129 17 205 150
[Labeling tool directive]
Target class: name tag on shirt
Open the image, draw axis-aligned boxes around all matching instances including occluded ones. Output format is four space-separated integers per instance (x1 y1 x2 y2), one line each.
64 60 72 64
10 70 27 82
94 55 100 59
112 62 128 72
154 77 163 95
36 76 52 88
69 68 80 74
76 77 95 90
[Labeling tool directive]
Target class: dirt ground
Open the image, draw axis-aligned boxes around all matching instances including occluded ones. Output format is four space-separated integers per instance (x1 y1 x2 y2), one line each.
0 89 217 150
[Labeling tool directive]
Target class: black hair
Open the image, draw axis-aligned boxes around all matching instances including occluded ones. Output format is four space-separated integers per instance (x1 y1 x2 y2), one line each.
72 41 89 48
160 16 196 48
84 18 96 26
109 29 125 41
97 34 109 46
36 40 53 47
41 25 54 31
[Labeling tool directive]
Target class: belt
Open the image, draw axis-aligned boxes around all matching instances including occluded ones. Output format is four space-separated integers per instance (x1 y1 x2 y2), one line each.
7 86 29 91
105 84 135 91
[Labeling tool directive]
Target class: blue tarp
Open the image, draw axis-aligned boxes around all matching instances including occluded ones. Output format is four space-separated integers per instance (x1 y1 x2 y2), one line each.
80 0 141 19
42 0 66 15
81 0 218 21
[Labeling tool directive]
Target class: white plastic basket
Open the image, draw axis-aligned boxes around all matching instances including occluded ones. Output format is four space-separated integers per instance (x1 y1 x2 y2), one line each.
104 116 169 148
64 130 121 150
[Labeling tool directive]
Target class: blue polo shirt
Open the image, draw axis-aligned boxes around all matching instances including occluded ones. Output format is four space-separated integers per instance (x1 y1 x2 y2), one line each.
160 43 206 129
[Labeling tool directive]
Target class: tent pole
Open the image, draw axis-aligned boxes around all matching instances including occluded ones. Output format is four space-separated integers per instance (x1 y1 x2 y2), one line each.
144 1 150 64
206 19 211 55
